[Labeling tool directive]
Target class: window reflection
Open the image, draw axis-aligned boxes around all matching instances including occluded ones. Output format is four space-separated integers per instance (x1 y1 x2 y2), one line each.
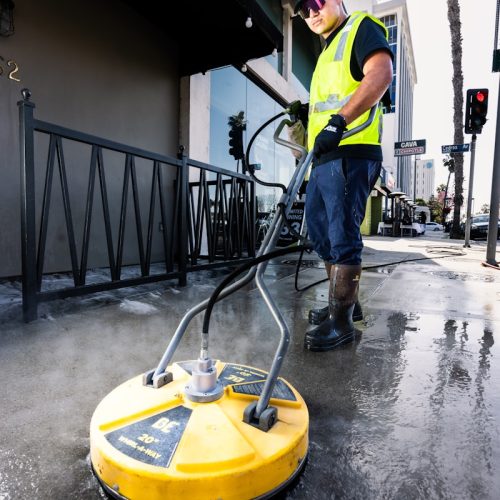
210 66 296 213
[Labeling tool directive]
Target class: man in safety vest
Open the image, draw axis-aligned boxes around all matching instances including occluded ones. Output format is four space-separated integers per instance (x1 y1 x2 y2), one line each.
294 0 393 350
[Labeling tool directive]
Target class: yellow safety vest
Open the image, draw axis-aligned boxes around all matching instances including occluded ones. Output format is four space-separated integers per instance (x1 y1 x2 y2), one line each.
307 12 388 152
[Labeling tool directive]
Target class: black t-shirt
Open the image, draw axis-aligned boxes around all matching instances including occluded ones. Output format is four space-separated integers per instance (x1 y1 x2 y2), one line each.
316 16 393 165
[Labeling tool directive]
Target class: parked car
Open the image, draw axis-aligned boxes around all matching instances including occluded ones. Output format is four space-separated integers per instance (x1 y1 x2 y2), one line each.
460 215 500 240
425 222 444 231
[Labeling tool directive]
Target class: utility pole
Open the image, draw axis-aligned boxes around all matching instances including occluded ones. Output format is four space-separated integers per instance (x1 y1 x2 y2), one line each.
485 96 500 265
413 155 417 201
486 1 500 267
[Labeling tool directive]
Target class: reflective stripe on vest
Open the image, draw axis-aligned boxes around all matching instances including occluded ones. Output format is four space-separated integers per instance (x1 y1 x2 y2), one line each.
333 15 358 61
307 12 388 152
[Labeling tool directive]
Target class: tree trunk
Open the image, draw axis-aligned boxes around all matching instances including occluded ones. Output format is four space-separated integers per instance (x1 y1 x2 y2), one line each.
442 170 452 224
447 0 464 238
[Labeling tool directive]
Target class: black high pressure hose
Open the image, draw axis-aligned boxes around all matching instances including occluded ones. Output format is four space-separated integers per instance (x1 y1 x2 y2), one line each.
293 244 468 293
245 101 311 243
244 111 288 193
201 103 312 335
202 242 312 335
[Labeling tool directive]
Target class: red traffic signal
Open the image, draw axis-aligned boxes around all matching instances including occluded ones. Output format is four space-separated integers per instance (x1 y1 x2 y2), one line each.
464 88 488 134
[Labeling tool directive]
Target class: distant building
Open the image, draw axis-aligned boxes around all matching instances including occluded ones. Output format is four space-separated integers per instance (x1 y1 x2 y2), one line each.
413 159 435 201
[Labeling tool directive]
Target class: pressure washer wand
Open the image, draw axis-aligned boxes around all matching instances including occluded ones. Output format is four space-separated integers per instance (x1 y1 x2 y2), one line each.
146 104 378 399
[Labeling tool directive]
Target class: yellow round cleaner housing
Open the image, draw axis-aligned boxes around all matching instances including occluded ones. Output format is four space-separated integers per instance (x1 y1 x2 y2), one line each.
90 360 308 500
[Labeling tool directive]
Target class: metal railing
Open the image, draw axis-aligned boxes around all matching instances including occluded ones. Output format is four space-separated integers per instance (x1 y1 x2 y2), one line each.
18 90 255 321
186 160 256 267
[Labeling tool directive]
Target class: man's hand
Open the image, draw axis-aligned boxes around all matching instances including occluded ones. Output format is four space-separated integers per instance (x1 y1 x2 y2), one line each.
313 114 347 158
287 120 307 160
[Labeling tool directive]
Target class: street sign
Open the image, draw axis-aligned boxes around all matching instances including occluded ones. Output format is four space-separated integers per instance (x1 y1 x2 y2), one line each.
394 139 426 156
441 143 470 154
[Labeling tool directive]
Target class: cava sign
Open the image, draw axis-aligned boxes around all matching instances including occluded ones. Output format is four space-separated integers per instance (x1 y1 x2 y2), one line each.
394 139 426 156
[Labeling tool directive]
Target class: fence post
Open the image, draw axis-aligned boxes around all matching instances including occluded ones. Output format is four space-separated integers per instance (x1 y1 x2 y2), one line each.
18 89 38 321
177 147 188 286
250 179 256 257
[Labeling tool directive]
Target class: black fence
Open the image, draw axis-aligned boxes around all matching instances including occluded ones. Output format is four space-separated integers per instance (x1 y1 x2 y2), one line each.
19 91 255 321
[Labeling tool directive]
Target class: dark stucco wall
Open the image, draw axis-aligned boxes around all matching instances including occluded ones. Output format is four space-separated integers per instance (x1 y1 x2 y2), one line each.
0 0 180 277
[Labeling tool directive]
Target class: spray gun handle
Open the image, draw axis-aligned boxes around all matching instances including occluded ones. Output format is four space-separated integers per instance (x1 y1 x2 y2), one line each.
286 100 303 123
277 103 378 148
274 119 308 159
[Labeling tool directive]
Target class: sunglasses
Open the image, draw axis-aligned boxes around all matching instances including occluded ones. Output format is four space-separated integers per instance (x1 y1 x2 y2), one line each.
296 0 326 19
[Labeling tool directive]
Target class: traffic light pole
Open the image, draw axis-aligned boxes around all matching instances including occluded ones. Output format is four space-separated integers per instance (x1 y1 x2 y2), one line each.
485 4 500 266
464 134 477 248
413 155 417 202
485 77 500 265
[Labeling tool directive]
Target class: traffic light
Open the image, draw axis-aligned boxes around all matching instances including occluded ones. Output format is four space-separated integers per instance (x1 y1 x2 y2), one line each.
465 88 489 134
228 124 244 160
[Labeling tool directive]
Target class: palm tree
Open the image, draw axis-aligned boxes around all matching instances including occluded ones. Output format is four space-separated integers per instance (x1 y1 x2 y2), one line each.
227 111 246 130
436 183 447 195
447 0 464 238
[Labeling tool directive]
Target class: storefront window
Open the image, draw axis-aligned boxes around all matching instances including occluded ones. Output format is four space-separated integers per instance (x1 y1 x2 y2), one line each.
210 66 296 213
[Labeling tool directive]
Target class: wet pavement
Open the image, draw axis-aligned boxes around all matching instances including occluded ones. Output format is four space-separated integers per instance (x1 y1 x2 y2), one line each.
0 234 499 500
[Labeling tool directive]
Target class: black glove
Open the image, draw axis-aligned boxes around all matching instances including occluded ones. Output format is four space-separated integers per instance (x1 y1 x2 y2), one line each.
313 114 347 159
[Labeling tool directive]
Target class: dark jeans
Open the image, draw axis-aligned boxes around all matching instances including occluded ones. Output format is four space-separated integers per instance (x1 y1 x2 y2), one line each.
305 157 381 265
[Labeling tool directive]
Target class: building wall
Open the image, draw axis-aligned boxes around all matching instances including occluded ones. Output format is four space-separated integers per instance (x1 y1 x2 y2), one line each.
0 0 180 277
381 111 396 179
345 0 373 13
414 159 435 201
371 195 383 233
361 194 383 236
360 199 372 236
180 74 211 165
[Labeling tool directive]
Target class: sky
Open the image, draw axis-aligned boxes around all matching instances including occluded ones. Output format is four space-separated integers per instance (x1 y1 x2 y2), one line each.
404 0 498 212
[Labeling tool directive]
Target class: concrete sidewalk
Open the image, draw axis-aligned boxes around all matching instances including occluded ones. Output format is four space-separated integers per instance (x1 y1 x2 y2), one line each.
0 234 499 499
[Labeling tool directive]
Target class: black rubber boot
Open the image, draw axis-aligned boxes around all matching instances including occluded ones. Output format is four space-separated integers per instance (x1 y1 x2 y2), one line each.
304 264 361 351
308 300 363 325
